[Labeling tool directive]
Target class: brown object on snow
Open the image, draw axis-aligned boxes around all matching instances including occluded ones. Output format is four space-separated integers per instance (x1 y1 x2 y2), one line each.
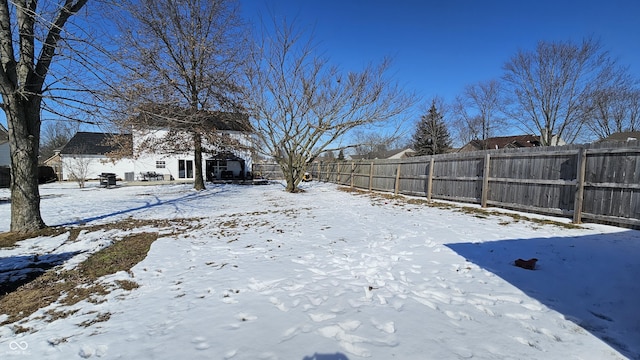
514 258 538 270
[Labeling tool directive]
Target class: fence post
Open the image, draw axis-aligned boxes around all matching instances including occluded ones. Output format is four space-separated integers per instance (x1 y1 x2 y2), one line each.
573 147 587 224
394 163 401 195
350 162 355 188
481 153 491 208
427 157 434 201
368 162 374 191
337 162 341 184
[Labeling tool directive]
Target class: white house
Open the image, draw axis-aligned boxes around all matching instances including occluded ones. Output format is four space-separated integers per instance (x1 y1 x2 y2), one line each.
58 112 253 182
0 123 9 167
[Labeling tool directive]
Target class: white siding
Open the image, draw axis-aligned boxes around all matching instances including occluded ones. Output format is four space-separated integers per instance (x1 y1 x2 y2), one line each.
60 155 136 181
59 128 254 181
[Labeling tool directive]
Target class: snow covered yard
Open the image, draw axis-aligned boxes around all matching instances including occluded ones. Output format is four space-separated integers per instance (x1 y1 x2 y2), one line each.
0 181 638 359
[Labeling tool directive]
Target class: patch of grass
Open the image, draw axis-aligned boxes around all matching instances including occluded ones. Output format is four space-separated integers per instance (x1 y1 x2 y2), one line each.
114 279 139 291
0 217 196 327
79 232 157 279
78 312 111 328
337 186 367 195
13 325 31 334
45 309 80 322
0 227 67 248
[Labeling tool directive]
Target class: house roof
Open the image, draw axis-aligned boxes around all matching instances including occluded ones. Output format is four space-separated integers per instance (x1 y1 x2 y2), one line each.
460 135 542 151
350 148 416 160
599 131 640 142
135 106 251 133
61 132 132 155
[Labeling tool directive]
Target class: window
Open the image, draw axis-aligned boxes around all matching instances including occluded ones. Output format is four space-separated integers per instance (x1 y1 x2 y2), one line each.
178 159 194 179
156 160 166 169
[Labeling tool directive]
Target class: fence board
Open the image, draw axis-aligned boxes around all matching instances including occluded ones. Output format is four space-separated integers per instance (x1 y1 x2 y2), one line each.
310 141 640 229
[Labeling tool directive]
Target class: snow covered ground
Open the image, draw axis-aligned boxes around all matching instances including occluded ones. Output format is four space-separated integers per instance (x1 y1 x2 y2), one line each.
0 181 638 359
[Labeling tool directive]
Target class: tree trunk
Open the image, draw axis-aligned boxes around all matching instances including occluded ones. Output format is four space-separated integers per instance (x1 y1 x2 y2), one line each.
282 161 303 193
192 132 205 191
285 170 297 192
7 96 46 232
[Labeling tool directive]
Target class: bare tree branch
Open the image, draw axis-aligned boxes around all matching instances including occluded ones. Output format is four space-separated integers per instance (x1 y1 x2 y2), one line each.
109 0 249 191
245 17 416 192
502 38 616 145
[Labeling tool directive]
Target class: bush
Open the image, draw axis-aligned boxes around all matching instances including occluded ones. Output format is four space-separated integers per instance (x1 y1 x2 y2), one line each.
38 166 57 184
0 166 58 188
0 166 9 188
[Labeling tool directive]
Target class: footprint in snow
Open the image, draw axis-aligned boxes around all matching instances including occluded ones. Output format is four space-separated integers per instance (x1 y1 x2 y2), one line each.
371 318 395 334
309 313 337 322
235 312 257 322
78 345 108 358
192 336 210 350
224 349 238 359
269 297 289 312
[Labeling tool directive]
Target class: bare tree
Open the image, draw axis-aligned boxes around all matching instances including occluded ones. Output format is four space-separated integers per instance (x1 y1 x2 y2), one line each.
453 79 504 149
585 70 640 140
245 19 416 192
0 0 88 232
111 0 248 190
40 121 80 162
502 38 618 145
64 152 93 188
352 131 399 156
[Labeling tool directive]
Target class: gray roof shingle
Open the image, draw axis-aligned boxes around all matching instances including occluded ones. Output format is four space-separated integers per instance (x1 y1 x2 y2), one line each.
599 131 640 142
61 132 132 155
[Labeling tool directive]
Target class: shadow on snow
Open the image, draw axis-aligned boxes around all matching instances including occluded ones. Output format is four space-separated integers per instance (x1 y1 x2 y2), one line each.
53 185 232 227
446 230 640 360
0 251 82 296
302 353 349 360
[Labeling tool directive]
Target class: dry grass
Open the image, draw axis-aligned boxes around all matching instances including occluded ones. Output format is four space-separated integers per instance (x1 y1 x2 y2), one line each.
78 232 157 279
0 227 68 248
0 217 199 328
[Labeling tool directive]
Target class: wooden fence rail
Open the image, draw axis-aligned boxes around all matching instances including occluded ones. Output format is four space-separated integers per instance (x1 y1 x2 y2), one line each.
308 142 640 229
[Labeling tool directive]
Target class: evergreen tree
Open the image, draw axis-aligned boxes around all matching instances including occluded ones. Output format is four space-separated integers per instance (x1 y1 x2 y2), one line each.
412 101 451 155
338 149 345 160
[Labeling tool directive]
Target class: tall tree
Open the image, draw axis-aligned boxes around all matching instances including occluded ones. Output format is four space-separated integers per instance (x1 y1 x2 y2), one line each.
502 38 619 145
40 121 80 162
0 0 88 232
245 18 415 192
112 0 247 191
412 100 451 155
585 73 639 140
352 131 395 156
453 79 504 149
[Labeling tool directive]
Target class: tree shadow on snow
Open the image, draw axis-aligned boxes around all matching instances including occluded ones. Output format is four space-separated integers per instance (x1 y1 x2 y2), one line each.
0 251 82 295
302 353 349 360
54 186 230 227
446 230 640 360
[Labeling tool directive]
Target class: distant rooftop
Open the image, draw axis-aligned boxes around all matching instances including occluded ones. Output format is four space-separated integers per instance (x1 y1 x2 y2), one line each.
61 132 132 155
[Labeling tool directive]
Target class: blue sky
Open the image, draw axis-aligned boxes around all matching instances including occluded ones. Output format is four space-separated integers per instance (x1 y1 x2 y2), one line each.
241 0 640 110
2 1 638 143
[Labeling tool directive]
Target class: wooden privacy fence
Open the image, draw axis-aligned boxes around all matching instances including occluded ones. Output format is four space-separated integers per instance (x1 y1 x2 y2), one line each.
308 142 640 229
252 163 285 180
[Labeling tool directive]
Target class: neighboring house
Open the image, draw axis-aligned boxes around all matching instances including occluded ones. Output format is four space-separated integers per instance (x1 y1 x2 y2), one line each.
59 132 134 181
350 148 416 160
0 123 9 168
458 134 565 152
598 131 640 143
43 149 63 181
58 113 253 182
